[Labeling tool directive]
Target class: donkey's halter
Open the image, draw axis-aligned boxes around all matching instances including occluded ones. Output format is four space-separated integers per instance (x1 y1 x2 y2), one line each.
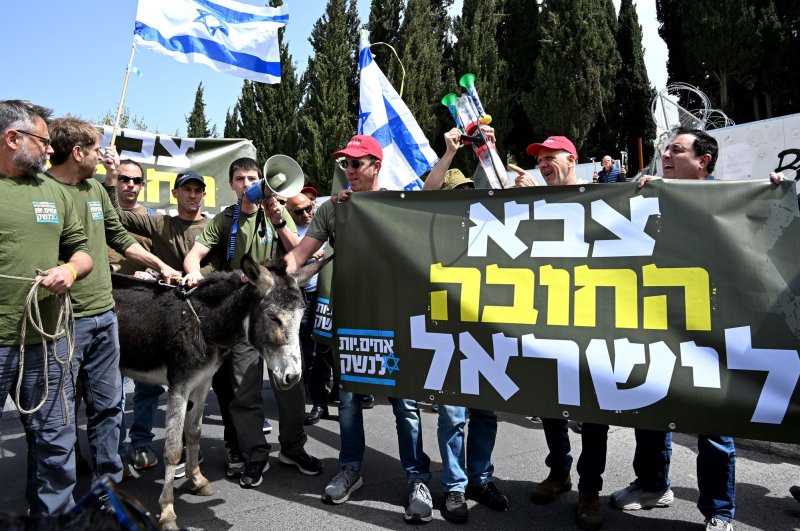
158 281 201 323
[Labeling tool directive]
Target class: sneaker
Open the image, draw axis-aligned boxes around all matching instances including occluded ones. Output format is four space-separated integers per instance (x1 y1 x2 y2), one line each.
442 491 468 523
577 492 603 530
791 485 800 504
530 473 572 504
610 483 673 510
404 480 433 523
239 459 269 489
279 449 323 476
705 517 733 531
361 394 375 409
262 418 273 434
322 467 363 504
466 481 508 511
226 447 245 478
174 447 204 479
303 406 329 426
132 446 158 471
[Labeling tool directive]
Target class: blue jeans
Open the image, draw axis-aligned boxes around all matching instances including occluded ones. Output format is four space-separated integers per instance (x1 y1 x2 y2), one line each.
632 430 735 521
1 339 77 515
542 418 608 493
631 429 672 491
128 381 164 449
338 391 431 483
437 405 497 492
72 311 123 483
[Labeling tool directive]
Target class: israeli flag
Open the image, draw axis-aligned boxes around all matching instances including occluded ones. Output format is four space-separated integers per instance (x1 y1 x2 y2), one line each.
358 31 438 190
134 0 287 84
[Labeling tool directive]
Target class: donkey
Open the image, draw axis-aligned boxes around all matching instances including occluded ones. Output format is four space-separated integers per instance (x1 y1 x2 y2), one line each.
112 255 327 530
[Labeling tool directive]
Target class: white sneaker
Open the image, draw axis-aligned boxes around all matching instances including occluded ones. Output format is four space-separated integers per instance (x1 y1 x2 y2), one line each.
705 517 733 531
322 467 363 504
610 483 673 510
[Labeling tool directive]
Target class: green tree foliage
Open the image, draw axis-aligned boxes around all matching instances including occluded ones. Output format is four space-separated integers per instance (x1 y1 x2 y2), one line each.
497 0 539 162
366 0 403 89
98 106 148 132
186 82 212 138
525 0 620 155
608 0 655 171
397 0 443 140
452 0 509 171
223 105 239 138
296 0 360 193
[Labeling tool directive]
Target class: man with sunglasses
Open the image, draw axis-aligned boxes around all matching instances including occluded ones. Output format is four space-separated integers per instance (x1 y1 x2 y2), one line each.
183 157 321 489
284 135 435 523
0 100 93 515
46 117 181 486
107 160 154 275
285 193 331 426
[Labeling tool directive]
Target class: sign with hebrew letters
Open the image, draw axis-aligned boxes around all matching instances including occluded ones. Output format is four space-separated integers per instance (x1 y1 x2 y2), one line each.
332 181 800 443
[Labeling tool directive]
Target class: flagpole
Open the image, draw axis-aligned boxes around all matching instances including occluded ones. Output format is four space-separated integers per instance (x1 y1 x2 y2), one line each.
111 37 139 147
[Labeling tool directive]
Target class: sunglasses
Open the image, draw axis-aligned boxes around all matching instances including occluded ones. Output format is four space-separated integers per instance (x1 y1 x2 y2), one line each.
119 175 144 184
292 205 313 216
337 158 375 171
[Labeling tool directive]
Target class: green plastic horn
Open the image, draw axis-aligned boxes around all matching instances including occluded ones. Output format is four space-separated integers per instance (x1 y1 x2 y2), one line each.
458 73 492 124
441 93 462 129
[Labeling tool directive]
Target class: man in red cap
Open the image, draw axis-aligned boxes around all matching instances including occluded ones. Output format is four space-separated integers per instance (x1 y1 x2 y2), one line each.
516 135 608 531
514 136 588 187
285 135 435 524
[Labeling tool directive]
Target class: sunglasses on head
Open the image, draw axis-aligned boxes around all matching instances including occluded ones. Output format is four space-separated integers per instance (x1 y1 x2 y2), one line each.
337 158 374 171
292 205 313 216
119 175 144 184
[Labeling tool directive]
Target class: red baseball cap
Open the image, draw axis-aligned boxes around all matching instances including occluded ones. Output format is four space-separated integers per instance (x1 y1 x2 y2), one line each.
333 134 383 161
526 136 577 158
301 186 318 199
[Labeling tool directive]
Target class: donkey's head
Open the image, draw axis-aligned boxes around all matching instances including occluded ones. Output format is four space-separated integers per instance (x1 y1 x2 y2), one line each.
240 254 331 390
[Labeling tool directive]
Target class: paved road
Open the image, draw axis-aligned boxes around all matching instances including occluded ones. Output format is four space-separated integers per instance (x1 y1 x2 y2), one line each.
2 382 799 530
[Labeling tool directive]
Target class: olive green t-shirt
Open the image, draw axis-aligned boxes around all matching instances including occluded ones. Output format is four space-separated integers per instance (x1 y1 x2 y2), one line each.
198 204 297 270
119 209 212 273
48 175 136 317
306 198 336 246
108 203 152 275
0 173 89 345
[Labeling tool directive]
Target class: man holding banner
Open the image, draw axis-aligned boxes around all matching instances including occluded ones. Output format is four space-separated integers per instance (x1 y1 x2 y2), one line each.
515 135 609 531
285 135 435 523
611 128 736 531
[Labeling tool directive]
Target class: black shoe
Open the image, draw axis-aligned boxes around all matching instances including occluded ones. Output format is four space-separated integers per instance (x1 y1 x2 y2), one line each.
466 481 508 511
239 459 269 488
791 485 800 505
303 406 329 425
279 449 323 475
442 491 468 523
361 394 375 409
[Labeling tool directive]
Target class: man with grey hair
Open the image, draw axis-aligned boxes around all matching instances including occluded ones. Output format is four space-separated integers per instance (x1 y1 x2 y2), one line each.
0 100 93 514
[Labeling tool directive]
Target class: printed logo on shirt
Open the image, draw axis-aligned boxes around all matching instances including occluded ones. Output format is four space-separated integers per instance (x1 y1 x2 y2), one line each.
258 228 274 245
88 201 104 221
32 201 59 223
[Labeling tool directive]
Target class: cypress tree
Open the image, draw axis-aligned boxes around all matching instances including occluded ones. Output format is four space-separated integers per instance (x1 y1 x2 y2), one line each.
497 0 539 162
452 0 509 171
366 0 404 89
525 0 620 155
186 82 211 138
613 0 656 172
296 0 361 193
397 0 443 140
223 105 240 138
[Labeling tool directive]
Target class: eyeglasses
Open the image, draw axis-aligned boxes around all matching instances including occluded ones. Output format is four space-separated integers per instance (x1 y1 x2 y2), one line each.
119 175 144 184
16 130 51 147
292 205 313 216
337 158 375 171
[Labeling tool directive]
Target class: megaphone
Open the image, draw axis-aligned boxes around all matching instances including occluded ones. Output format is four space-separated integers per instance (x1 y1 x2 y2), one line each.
244 154 305 204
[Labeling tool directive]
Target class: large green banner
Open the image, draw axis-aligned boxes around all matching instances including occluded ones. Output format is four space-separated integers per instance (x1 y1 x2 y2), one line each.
96 125 257 214
332 181 800 443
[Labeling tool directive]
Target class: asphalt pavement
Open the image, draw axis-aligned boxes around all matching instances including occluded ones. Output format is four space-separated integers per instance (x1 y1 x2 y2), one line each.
1 378 799 530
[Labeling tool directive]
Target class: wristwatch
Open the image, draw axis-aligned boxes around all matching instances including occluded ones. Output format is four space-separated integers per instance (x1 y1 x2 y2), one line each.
273 219 287 229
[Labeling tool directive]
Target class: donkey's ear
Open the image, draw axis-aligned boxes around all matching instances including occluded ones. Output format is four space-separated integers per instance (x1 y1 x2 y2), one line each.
240 254 261 283
292 254 333 287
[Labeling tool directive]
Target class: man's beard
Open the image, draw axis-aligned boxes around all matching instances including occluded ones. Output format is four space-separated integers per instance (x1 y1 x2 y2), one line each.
12 141 47 175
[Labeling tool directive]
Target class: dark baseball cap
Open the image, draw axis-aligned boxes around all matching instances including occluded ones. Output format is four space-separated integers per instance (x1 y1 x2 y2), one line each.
174 171 206 189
